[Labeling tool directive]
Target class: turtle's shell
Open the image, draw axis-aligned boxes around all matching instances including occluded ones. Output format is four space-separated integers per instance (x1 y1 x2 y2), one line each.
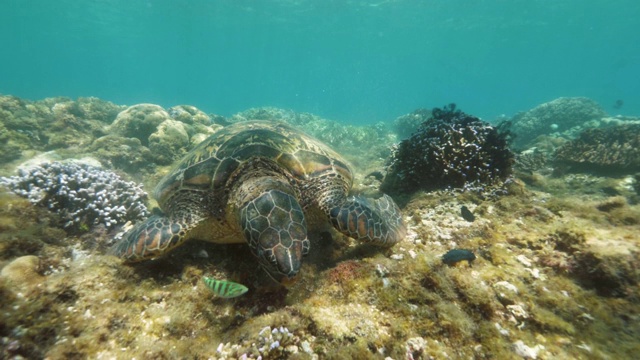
154 121 352 212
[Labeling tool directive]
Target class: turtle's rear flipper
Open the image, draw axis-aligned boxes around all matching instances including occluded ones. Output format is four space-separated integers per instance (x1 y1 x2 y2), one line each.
329 194 406 246
110 215 189 262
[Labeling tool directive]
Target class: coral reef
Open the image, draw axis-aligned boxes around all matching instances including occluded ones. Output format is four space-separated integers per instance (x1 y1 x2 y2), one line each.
147 119 190 165
514 148 551 174
0 95 123 158
0 121 22 163
228 107 398 171
167 105 212 127
510 97 607 148
104 103 221 165
0 161 149 232
553 123 640 174
108 104 172 144
392 108 432 139
382 104 514 194
87 135 156 174
0 94 639 359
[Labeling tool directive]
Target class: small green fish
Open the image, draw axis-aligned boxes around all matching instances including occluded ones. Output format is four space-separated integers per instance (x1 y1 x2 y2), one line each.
202 276 248 298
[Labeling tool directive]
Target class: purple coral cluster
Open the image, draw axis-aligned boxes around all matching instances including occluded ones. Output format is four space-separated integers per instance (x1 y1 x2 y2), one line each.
0 161 149 232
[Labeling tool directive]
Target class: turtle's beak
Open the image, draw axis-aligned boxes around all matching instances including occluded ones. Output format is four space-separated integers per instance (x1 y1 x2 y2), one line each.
262 262 300 287
262 238 308 286
280 275 299 287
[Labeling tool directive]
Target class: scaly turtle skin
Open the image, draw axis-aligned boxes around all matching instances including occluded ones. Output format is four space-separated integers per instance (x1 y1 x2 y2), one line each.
111 121 406 283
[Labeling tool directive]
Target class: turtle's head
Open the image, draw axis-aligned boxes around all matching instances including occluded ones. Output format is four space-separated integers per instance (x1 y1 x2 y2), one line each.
258 235 310 286
239 188 311 286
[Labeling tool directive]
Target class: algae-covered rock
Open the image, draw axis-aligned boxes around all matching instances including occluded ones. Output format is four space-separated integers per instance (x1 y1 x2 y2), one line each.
0 121 23 163
109 104 171 145
511 97 606 148
0 255 44 293
393 108 432 139
0 95 53 151
168 105 212 126
45 97 122 149
89 135 155 173
48 97 123 123
572 236 639 297
148 119 190 164
0 96 124 157
0 190 66 260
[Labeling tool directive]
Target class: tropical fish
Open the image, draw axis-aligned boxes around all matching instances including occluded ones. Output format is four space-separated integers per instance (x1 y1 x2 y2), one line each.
460 205 475 222
442 249 476 266
202 276 248 298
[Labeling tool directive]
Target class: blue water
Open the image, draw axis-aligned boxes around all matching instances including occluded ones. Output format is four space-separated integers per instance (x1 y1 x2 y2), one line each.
1 0 639 124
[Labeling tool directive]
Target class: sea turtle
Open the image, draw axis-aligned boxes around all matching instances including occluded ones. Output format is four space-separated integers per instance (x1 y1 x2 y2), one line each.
111 121 406 284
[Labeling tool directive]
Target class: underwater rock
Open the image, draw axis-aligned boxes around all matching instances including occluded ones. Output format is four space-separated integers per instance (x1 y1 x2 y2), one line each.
47 100 110 149
514 147 551 175
48 96 123 123
512 340 544 359
553 123 640 174
511 97 606 148
392 108 432 139
167 105 223 139
0 96 122 156
148 119 190 165
572 239 639 297
0 161 149 232
168 105 212 126
0 255 44 292
88 135 155 173
108 104 225 165
0 121 22 163
382 104 514 194
0 95 53 152
108 104 171 145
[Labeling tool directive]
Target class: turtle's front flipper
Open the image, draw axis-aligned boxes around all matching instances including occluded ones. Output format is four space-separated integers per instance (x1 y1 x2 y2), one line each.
239 189 309 284
329 194 406 246
111 215 192 262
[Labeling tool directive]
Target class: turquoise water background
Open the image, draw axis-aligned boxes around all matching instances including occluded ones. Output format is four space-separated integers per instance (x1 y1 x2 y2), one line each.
1 0 638 124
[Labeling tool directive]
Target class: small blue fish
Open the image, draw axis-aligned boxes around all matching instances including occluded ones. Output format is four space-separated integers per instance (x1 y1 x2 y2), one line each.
202 276 248 298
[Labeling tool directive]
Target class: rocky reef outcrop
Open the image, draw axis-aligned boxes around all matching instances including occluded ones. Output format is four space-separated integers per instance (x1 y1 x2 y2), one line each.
553 123 640 174
392 108 432 139
229 106 398 171
511 97 607 148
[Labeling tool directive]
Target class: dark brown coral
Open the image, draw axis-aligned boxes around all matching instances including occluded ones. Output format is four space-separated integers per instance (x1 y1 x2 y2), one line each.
554 124 640 173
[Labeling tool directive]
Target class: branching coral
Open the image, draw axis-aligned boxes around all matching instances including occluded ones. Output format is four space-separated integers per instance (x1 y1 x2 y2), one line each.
553 123 640 174
0 161 149 232
382 104 514 194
